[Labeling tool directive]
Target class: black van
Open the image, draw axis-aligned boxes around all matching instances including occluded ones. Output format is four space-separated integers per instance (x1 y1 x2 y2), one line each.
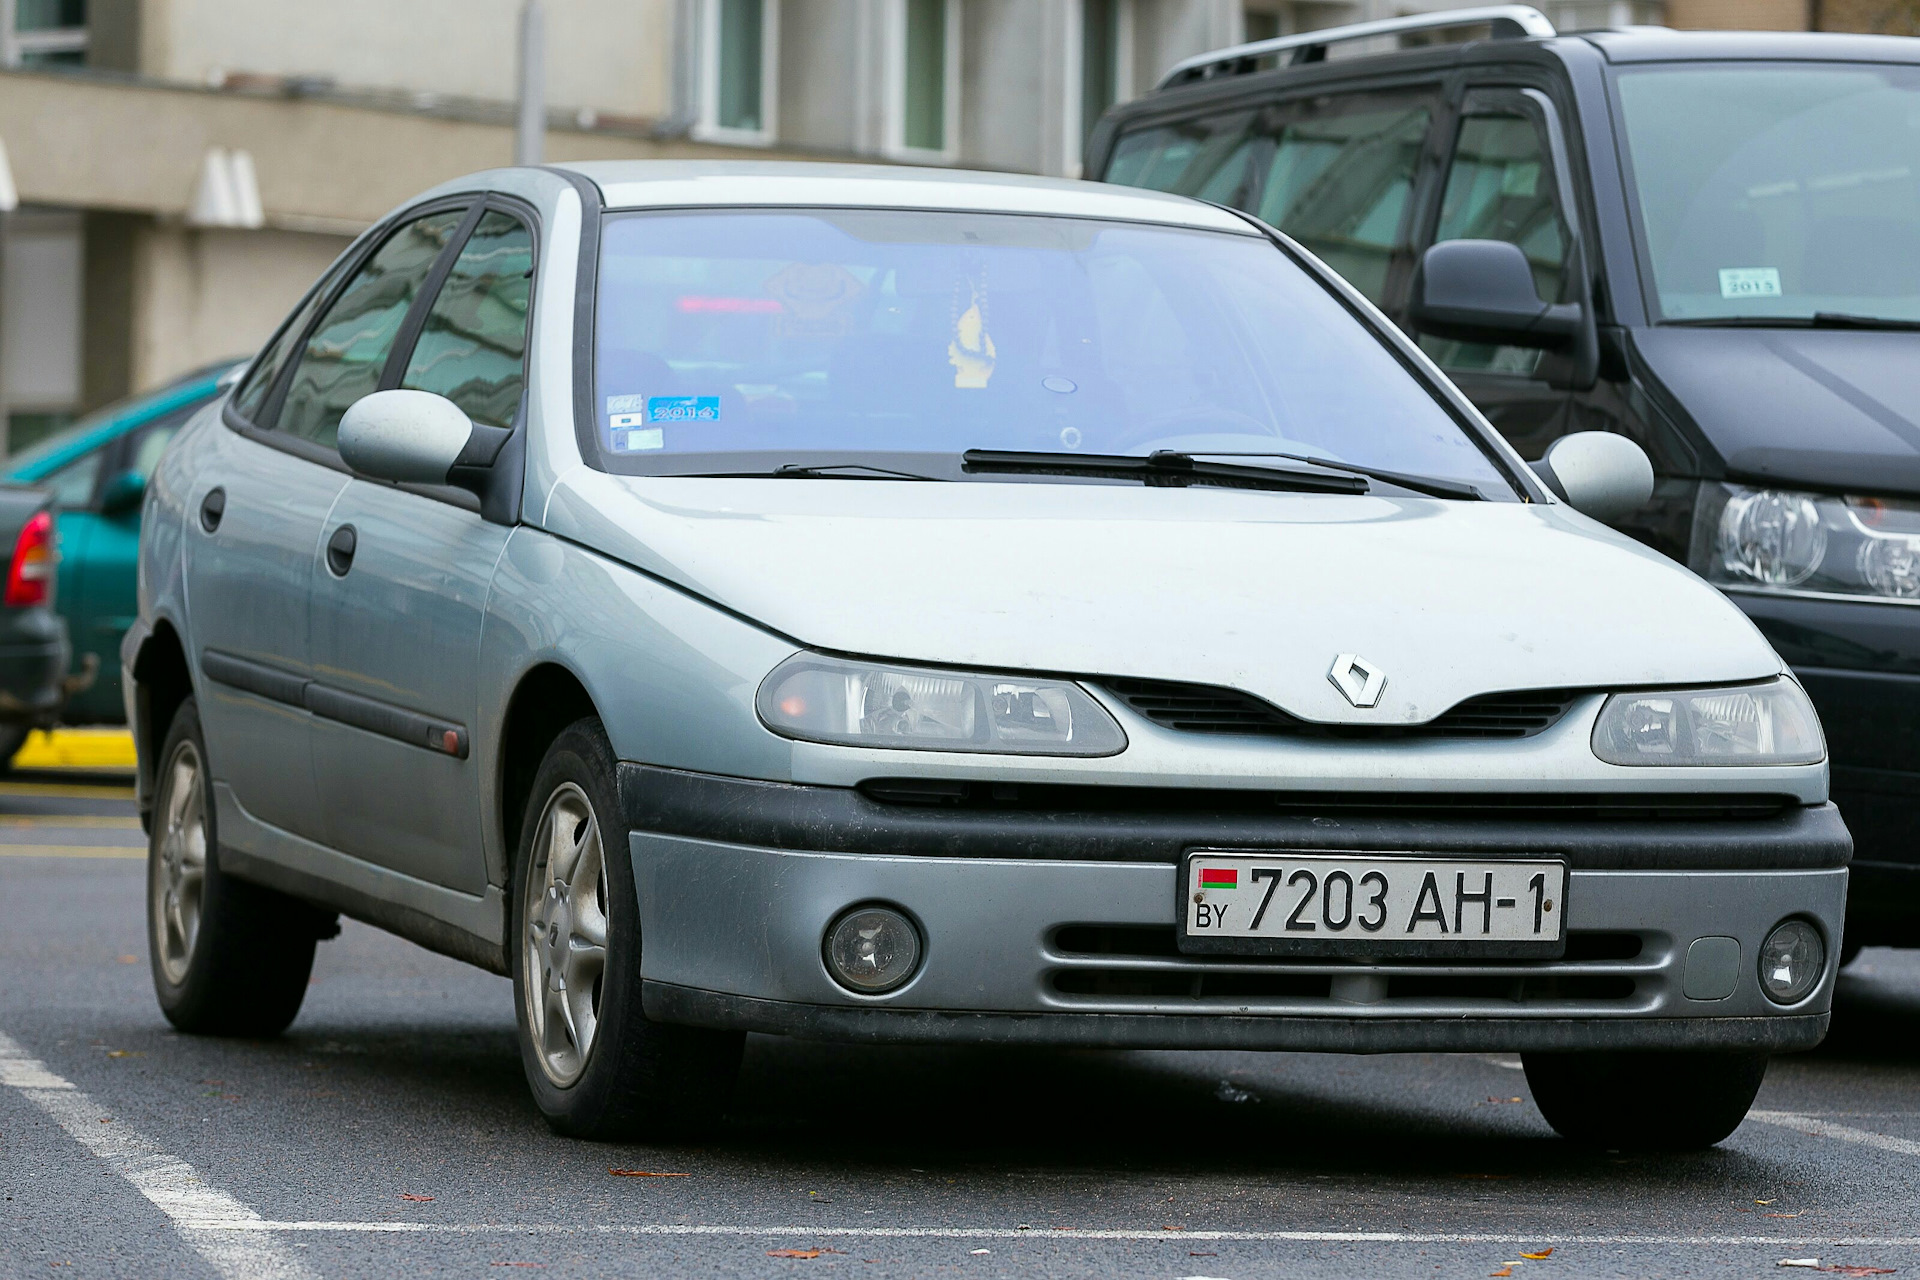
1089 7 1920 958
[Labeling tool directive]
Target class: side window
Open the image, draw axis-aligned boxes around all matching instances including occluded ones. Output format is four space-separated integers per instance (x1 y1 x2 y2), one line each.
1103 113 1259 204
276 207 469 448
45 452 102 509
231 287 329 424
1422 108 1570 375
126 420 185 481
399 210 534 430
1248 95 1435 305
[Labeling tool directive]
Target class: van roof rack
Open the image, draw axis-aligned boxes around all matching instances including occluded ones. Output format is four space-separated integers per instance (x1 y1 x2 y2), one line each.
1155 5 1556 90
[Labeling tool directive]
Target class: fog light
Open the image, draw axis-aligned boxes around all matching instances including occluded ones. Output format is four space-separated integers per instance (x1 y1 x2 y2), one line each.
825 906 921 994
1758 919 1824 1004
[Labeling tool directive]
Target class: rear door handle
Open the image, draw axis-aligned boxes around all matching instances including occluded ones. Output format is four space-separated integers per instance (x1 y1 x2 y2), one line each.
199 487 225 532
326 524 357 577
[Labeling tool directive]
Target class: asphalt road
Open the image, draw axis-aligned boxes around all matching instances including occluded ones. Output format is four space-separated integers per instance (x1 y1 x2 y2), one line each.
3 772 1918 1280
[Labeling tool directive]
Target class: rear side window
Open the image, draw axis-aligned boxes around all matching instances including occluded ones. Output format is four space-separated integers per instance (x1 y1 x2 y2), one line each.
1103 113 1259 203
399 210 535 430
275 208 468 448
1248 96 1432 304
231 288 328 424
1106 92 1435 305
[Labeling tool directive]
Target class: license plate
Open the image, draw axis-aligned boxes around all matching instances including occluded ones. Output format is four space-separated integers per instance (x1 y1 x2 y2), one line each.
1177 851 1568 959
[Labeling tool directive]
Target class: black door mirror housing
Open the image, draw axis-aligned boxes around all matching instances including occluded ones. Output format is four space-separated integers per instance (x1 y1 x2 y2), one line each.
1409 239 1583 349
99 469 147 516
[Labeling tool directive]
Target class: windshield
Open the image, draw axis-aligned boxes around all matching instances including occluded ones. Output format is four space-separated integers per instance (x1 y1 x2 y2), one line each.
591 208 1510 492
1615 62 1920 324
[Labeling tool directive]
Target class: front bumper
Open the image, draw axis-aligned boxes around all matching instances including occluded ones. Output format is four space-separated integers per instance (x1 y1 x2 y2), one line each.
625 766 1847 1052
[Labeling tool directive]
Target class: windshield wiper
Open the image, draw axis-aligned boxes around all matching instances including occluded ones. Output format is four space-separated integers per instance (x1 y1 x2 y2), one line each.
1663 313 1920 332
1811 312 1920 332
1181 451 1485 500
961 449 1367 495
682 462 944 481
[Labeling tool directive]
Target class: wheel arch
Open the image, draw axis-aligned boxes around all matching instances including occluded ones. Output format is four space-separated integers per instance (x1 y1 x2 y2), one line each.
128 617 194 829
496 660 602 868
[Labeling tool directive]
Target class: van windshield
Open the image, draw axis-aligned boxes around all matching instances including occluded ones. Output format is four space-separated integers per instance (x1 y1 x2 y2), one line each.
591 208 1510 493
1615 62 1920 324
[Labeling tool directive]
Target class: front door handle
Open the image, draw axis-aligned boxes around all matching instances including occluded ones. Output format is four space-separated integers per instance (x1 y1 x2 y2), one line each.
325 524 357 577
199 487 225 532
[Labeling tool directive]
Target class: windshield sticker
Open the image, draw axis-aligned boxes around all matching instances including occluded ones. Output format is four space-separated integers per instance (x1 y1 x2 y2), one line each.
611 427 664 452
642 395 720 423
949 276 996 389
765 262 865 339
1719 267 1782 299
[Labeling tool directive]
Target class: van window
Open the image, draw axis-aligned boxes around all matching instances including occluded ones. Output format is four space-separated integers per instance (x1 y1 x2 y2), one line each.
1615 63 1920 323
1107 94 1435 307
1103 113 1260 205
1423 109 1570 375
1248 96 1433 304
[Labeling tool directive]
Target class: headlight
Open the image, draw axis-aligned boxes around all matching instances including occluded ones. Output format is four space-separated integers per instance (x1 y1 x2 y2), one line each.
1592 678 1824 766
756 652 1127 756
1694 483 1920 601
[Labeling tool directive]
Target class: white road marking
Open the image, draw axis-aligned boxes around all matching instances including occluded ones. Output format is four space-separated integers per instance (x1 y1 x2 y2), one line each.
1749 1109 1920 1158
0 1030 316 1280
178 1223 1920 1246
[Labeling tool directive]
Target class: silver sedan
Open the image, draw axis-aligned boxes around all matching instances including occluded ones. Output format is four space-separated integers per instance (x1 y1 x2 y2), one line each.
125 161 1845 1151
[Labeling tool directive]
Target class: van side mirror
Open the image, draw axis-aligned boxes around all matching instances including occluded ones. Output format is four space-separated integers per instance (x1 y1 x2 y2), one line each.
99 469 146 516
1410 239 1583 349
1531 432 1654 523
339 390 478 485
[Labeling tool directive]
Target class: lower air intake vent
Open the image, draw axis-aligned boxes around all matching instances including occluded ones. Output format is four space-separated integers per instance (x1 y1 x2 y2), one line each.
1103 679 1580 740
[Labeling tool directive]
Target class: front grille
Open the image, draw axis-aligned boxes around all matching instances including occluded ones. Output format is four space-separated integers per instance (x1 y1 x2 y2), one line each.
857 778 1793 823
1052 925 1644 963
1044 926 1648 1009
1102 678 1582 740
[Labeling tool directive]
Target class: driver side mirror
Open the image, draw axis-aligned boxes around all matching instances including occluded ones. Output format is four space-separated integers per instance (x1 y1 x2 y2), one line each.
1409 239 1583 349
1531 432 1654 524
339 390 478 485
98 469 146 516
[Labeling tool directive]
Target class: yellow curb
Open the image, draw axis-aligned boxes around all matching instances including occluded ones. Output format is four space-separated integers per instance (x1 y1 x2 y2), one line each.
12 729 137 771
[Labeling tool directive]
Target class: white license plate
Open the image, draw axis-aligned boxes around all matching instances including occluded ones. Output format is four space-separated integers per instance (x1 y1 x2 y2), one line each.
1178 852 1568 958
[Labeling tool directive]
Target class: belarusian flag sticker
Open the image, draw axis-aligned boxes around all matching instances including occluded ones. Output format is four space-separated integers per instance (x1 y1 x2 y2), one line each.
1198 867 1238 890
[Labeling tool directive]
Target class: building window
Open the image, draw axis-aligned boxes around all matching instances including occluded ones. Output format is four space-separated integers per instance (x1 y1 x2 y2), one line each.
889 0 959 160
3 0 87 67
1081 0 1124 147
696 0 778 145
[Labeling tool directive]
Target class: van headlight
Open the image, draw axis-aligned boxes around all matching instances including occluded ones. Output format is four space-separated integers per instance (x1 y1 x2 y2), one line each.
756 653 1127 756
1591 678 1824 767
1694 483 1920 601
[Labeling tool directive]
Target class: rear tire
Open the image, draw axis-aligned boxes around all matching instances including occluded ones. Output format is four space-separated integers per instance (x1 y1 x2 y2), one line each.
1523 1050 1768 1150
511 718 743 1141
147 697 331 1036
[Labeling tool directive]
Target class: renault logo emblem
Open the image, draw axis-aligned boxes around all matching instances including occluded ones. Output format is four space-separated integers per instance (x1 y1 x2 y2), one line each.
1328 653 1386 708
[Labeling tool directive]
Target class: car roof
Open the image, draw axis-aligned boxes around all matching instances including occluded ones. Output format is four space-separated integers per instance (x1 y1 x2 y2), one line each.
557 160 1256 234
1577 28 1920 64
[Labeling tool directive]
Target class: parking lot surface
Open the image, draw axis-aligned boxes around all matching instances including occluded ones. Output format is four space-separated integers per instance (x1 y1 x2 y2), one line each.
3 770 1917 1280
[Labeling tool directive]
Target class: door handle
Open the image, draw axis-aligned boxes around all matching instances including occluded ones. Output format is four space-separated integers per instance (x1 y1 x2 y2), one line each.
326 524 357 577
199 487 225 532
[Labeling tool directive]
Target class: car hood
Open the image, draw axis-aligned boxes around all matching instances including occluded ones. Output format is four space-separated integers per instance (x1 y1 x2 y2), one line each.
544 474 1782 725
1633 327 1920 496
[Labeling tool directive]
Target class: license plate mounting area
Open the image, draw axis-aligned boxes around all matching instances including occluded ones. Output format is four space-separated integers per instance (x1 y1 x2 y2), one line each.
1177 850 1569 959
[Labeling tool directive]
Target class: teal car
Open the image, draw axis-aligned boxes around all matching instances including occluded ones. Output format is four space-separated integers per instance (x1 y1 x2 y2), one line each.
3 361 240 727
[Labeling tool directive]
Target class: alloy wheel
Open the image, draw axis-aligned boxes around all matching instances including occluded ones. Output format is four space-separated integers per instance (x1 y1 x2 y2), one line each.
151 740 208 986
522 782 610 1088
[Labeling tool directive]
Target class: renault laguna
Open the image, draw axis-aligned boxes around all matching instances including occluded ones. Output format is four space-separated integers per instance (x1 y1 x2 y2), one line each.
124 161 1846 1150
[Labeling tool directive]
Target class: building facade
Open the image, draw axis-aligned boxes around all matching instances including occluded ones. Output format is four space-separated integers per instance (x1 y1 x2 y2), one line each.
0 0 1907 444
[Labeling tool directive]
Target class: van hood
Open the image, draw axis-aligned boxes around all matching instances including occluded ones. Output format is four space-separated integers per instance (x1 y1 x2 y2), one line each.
1634 327 1920 497
545 474 1783 725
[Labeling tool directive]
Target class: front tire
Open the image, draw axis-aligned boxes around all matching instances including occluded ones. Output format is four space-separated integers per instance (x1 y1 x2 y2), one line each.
1523 1050 1768 1150
148 697 332 1036
511 718 743 1141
